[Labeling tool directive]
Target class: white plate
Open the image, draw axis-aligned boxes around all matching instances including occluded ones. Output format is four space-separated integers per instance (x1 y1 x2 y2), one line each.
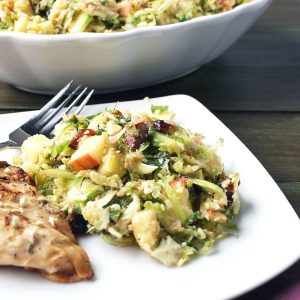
0 95 299 300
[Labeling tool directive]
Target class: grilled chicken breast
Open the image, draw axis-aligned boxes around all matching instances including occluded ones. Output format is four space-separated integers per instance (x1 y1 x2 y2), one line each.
0 161 93 282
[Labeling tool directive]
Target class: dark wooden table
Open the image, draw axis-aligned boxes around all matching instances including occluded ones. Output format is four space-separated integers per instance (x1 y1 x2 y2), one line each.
0 0 299 298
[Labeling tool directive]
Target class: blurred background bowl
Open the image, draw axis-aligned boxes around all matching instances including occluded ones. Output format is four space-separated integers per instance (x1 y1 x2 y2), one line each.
0 0 271 94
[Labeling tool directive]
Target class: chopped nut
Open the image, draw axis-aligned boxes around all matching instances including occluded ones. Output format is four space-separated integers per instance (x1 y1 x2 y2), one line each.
19 196 26 206
125 151 144 170
11 215 20 229
35 220 44 226
48 216 56 227
4 167 10 173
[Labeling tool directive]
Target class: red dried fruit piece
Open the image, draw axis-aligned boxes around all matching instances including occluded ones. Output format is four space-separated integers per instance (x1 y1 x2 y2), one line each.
153 120 175 134
124 134 142 151
226 191 234 209
112 110 122 116
68 213 88 235
135 123 148 140
69 129 96 150
140 1 148 8
124 123 149 151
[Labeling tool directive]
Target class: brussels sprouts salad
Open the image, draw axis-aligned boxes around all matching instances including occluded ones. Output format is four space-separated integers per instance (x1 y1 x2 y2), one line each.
16 105 240 266
0 0 250 34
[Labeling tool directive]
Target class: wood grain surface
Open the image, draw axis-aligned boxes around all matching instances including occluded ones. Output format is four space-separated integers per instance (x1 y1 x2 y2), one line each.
0 0 299 299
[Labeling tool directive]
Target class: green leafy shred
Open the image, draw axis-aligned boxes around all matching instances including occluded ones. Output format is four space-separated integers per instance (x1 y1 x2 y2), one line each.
0 21 8 30
151 105 169 113
104 195 133 208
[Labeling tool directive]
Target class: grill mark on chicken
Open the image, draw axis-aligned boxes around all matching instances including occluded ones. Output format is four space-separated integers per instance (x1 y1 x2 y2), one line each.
0 162 94 282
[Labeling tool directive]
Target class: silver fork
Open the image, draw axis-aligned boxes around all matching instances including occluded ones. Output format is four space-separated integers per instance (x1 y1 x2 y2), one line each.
0 81 94 149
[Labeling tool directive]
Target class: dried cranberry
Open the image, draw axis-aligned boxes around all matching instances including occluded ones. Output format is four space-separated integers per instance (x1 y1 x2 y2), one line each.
112 110 122 116
124 134 141 151
140 1 148 8
226 182 234 191
69 128 96 149
69 213 88 235
153 120 175 134
226 191 234 209
135 123 148 140
124 123 149 151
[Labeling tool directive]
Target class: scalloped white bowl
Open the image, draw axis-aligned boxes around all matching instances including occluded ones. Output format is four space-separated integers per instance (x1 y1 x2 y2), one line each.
0 0 271 94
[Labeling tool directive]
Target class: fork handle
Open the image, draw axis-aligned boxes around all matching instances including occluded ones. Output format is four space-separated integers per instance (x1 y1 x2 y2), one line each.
0 140 18 149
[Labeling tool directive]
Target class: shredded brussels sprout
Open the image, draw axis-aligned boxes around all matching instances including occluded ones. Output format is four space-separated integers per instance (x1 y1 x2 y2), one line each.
16 104 240 266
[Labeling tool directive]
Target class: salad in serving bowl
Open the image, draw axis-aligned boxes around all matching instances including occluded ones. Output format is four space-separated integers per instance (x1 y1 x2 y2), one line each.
0 0 271 93
15 105 240 266
0 0 250 34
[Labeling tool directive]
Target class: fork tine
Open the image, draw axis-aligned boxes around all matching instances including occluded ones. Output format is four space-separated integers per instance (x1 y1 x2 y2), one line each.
21 81 73 130
63 87 88 116
39 87 87 131
74 89 94 115
37 85 81 128
41 89 93 136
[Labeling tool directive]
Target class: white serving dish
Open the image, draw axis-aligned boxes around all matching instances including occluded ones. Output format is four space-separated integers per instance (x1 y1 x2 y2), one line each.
0 0 271 94
0 95 299 300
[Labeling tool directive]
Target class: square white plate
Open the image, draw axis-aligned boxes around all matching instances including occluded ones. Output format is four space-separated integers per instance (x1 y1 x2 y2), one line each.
0 95 299 300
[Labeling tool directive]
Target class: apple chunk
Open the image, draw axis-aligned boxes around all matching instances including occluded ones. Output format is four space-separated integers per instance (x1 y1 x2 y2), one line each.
68 133 108 171
132 209 160 254
98 147 126 177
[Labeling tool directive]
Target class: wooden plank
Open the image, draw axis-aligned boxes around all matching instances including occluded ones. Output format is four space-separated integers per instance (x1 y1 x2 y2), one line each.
0 83 49 109
278 182 300 217
1 61 300 112
255 0 300 27
218 28 300 67
215 112 300 182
